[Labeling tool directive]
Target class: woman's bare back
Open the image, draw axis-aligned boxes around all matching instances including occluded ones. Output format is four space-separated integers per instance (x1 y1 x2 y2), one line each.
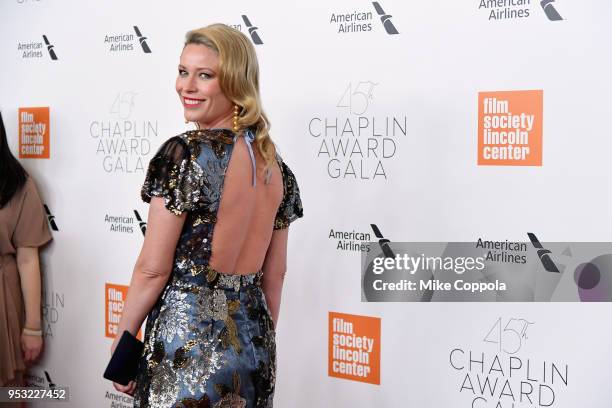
209 136 284 275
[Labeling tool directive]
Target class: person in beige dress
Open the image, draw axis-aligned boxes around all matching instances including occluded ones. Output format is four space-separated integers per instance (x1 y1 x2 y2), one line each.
0 112 52 390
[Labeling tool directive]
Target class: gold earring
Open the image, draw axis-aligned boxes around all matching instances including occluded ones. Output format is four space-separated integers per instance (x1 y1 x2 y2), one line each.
233 105 240 132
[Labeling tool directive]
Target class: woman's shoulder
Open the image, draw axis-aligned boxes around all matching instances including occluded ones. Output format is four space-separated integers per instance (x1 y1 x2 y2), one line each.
4 176 34 210
18 176 42 202
161 129 237 161
151 130 226 163
183 128 235 144
152 133 190 162
142 130 234 213
155 128 234 149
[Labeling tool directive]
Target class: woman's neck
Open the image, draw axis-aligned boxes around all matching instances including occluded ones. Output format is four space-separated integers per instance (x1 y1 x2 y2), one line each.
197 110 234 130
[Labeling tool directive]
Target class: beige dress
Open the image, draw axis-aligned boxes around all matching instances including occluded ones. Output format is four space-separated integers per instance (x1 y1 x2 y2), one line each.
0 177 52 386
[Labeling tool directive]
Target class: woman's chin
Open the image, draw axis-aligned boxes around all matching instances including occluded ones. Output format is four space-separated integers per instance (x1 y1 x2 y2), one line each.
184 115 201 124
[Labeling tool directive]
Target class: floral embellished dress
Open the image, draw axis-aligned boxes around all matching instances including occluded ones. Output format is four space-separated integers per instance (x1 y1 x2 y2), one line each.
134 129 303 408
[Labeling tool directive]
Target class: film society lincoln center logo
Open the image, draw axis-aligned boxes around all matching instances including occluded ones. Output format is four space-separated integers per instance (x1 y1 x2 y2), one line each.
328 312 381 385
478 90 543 166
19 107 50 159
105 283 142 340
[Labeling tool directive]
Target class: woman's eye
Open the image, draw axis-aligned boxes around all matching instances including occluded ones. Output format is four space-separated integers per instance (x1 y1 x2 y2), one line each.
199 72 212 79
178 69 187 76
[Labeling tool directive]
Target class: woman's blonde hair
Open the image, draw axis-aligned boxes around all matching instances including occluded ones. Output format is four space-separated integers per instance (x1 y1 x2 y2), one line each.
184 24 276 172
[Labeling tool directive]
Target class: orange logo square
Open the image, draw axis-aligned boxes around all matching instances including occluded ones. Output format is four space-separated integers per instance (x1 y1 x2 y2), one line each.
478 90 543 166
18 107 50 159
105 283 141 340
328 312 381 385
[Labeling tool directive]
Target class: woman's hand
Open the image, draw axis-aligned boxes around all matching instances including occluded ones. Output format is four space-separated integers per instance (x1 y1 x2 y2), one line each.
21 333 43 363
113 380 136 396
110 336 137 396
111 335 119 355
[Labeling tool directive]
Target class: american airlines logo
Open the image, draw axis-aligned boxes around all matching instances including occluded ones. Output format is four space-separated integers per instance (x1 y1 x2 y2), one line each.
45 371 56 389
372 2 399 35
329 2 400 36
370 224 394 258
133 26 152 53
134 209 147 235
363 224 434 302
25 370 58 388
478 0 564 22
104 210 147 235
241 15 263 45
42 35 58 60
44 204 59 231
527 233 560 273
540 0 563 21
18 35 58 60
104 26 152 53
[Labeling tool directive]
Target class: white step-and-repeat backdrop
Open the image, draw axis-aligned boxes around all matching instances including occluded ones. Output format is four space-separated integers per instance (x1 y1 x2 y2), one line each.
2 0 611 406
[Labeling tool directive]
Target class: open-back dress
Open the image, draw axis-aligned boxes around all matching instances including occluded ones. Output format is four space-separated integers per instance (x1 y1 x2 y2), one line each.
133 128 303 408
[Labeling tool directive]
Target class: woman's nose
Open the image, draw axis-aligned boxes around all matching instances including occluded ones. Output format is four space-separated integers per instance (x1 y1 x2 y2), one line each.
181 75 197 92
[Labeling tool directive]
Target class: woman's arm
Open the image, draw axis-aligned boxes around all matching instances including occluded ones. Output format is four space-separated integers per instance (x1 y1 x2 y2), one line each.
111 193 186 396
16 246 44 363
16 247 42 330
113 197 186 339
262 228 289 328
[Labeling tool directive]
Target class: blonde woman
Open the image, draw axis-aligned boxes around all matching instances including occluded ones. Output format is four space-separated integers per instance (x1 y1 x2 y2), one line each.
111 24 303 407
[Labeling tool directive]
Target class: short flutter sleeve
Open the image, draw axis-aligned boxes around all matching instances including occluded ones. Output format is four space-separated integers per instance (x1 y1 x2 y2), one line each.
273 158 304 230
12 177 52 248
141 136 205 215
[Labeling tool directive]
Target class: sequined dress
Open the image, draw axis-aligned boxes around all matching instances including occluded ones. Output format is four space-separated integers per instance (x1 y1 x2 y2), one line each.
134 129 303 408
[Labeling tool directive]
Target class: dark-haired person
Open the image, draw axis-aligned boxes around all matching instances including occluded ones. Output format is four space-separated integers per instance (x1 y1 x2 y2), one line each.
110 24 303 407
0 112 52 390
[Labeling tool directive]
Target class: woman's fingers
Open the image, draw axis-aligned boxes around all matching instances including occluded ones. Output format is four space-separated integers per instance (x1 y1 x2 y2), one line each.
113 382 128 392
21 334 43 363
127 381 136 395
113 381 136 395
26 345 41 362
23 346 34 362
